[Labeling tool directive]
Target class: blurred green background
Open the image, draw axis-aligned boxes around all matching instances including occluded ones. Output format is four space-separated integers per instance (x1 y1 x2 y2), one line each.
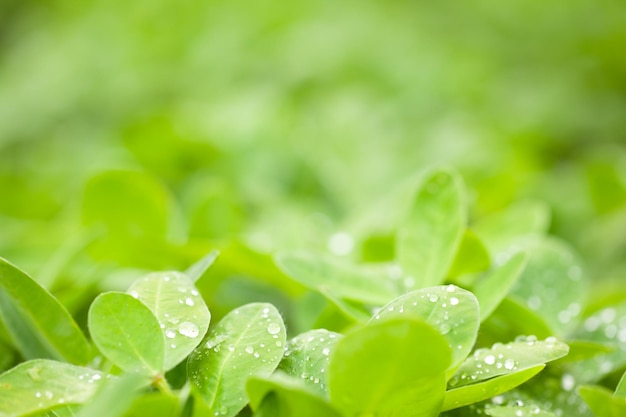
0 0 625 320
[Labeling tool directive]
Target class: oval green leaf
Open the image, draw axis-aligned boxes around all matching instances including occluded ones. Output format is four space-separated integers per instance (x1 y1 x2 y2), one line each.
247 372 342 417
442 365 544 411
329 318 451 417
448 229 491 278
474 252 528 322
75 374 146 417
486 404 557 417
371 284 479 372
0 258 92 365
186 251 219 283
448 336 569 388
88 292 164 375
510 238 586 335
0 359 107 417
188 302 287 417
275 251 396 305
396 168 466 289
277 329 342 396
578 385 626 417
128 271 210 371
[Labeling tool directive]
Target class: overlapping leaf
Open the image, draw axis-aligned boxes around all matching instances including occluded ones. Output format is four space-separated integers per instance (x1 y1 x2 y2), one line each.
329 318 451 417
188 303 286 417
372 285 479 372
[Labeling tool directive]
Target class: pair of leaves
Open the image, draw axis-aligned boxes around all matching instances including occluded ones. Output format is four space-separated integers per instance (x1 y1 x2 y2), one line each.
89 271 210 376
249 318 452 417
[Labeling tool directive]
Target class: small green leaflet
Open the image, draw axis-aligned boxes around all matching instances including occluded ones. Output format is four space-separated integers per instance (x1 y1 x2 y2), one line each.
486 404 557 417
0 258 92 365
74 373 145 417
442 365 544 411
247 372 342 417
329 318 451 417
278 329 342 395
509 238 586 335
448 336 568 388
474 252 527 322
127 271 210 371
396 168 466 289
188 303 287 417
185 251 219 283
88 292 164 376
275 251 396 305
578 385 626 417
0 359 107 417
372 285 479 372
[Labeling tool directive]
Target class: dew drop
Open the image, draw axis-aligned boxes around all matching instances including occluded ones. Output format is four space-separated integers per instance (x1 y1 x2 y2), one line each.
484 355 496 365
185 297 195 306
322 347 330 356
267 323 281 335
504 359 516 370
450 297 459 306
446 285 456 293
178 322 199 338
165 329 177 339
245 346 254 354
429 294 439 303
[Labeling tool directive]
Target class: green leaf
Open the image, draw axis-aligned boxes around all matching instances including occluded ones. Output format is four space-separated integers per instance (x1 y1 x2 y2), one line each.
615 371 626 398
486 404 557 417
247 372 342 417
552 340 614 364
0 359 107 417
578 385 626 417
329 318 451 417
372 285 479 372
121 392 179 417
473 200 551 253
509 238 586 335
188 303 287 417
277 329 342 395
442 365 544 411
127 271 210 371
88 292 164 375
396 168 466 289
75 374 146 417
275 251 396 305
448 229 491 278
474 252 528 322
0 258 92 365
448 336 568 388
186 250 220 282
484 298 553 343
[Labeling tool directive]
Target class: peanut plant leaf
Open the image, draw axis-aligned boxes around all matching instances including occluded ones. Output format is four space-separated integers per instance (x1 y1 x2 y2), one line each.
578 385 626 417
329 318 451 417
510 238 586 335
448 336 569 388
396 168 466 289
277 329 342 396
127 271 210 371
473 200 551 254
246 372 342 417
0 359 108 417
0 258 92 365
486 404 557 417
616 371 626 398
371 285 479 372
442 365 544 411
474 252 528 322
275 251 396 305
74 374 145 417
186 250 219 283
448 229 491 278
88 292 164 375
188 303 287 417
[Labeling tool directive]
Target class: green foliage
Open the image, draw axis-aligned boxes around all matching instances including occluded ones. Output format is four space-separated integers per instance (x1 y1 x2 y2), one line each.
0 162 624 417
